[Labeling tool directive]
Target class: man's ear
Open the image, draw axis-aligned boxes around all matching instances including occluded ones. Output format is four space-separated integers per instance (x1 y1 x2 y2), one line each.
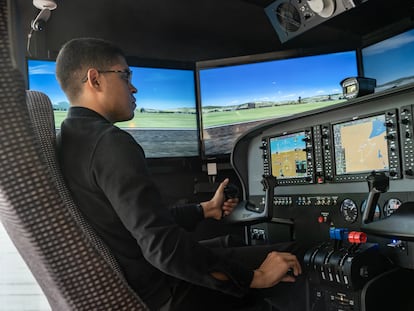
86 68 100 88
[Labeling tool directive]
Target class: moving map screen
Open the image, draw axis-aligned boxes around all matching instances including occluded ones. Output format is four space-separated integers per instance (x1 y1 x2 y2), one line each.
269 131 308 179
333 114 389 175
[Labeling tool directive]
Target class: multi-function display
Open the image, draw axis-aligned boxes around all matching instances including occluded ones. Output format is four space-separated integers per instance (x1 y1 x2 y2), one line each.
333 114 389 175
262 129 314 185
261 109 405 185
269 131 308 179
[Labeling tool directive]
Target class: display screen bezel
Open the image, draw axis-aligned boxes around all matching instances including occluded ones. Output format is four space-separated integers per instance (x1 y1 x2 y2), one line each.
27 58 200 159
266 129 314 185
332 113 390 180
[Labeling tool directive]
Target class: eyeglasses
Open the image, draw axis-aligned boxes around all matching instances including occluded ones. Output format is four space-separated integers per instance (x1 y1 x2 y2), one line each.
81 69 133 84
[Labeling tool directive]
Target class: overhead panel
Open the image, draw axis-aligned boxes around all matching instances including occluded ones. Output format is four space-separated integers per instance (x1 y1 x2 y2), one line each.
265 0 368 43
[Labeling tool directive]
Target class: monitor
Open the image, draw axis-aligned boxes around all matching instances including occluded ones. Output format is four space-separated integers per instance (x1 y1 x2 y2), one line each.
332 114 389 176
269 131 308 179
362 27 414 92
27 59 199 158
261 128 315 185
198 50 358 157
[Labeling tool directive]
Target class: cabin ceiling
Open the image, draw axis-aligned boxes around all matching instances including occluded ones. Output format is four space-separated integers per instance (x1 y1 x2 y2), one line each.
14 0 414 65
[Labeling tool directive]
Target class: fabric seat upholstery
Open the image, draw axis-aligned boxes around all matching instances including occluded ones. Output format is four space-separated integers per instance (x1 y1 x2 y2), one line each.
0 0 149 309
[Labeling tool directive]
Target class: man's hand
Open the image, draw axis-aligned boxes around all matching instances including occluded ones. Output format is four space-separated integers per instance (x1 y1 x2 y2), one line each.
200 178 239 220
250 251 302 288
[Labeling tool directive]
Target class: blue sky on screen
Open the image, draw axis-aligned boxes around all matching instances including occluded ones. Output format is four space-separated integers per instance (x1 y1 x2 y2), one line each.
28 60 196 110
132 67 195 109
28 60 67 105
270 132 306 153
199 51 358 107
362 28 414 86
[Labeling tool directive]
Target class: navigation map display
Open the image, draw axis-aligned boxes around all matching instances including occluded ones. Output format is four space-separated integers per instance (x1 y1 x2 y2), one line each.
269 131 308 179
333 114 389 175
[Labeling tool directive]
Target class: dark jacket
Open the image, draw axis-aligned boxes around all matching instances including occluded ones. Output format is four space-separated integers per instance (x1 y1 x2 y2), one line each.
57 107 253 309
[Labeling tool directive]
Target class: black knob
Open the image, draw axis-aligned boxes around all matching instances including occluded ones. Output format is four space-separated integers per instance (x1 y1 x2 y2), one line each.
224 183 239 199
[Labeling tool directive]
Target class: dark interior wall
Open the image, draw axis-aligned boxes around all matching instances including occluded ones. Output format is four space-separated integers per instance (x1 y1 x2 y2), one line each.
15 0 414 66
19 0 280 63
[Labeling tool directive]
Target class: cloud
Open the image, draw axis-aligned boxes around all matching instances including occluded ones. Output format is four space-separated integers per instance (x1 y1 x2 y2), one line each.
282 93 296 99
363 31 414 56
29 64 55 75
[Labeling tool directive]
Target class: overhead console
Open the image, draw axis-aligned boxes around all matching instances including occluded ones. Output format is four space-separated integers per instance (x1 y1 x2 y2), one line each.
265 0 368 43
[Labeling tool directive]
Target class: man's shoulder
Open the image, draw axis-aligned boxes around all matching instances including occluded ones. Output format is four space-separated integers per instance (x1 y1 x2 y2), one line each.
59 117 137 151
97 126 143 153
99 125 135 142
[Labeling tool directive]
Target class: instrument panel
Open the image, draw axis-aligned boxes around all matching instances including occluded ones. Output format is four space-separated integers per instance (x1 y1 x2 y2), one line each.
228 84 414 310
260 108 406 185
230 83 414 262
234 84 414 196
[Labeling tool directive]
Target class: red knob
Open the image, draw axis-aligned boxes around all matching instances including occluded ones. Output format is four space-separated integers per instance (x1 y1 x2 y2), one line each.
348 231 367 244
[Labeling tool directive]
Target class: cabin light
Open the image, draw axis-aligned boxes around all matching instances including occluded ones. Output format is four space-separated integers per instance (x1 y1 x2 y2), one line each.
28 0 58 56
33 0 57 10
30 0 57 31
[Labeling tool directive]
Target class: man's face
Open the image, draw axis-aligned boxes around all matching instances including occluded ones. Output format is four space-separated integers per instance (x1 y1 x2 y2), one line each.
99 56 137 123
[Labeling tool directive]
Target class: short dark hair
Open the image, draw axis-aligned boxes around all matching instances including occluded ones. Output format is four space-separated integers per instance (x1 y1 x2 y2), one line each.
55 37 126 102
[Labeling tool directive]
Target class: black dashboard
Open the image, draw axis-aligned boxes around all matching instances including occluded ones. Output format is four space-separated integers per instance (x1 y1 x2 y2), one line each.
227 83 414 310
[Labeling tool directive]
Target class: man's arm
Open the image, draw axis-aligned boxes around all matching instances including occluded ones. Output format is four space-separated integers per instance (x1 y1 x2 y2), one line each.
169 178 238 230
211 250 302 288
199 178 238 219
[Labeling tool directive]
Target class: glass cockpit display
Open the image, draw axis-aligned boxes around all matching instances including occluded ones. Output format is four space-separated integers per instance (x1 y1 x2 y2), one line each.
269 131 308 179
333 114 389 176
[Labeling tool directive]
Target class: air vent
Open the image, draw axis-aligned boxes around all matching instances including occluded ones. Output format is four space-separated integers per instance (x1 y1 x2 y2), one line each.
265 0 367 43
276 2 301 33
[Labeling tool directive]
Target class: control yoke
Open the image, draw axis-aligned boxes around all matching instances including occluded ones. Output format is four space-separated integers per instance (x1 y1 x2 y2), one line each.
224 183 239 200
223 175 277 224
261 175 278 219
362 171 389 224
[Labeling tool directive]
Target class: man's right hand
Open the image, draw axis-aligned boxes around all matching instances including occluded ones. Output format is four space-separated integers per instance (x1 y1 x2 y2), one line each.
250 251 302 289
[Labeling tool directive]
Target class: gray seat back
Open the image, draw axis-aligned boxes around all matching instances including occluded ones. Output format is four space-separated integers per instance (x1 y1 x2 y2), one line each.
0 0 148 309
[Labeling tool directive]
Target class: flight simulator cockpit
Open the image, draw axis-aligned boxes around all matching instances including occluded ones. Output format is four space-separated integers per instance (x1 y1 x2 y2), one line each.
226 82 414 310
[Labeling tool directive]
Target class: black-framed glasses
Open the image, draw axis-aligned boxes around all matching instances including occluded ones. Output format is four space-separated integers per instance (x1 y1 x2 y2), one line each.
81 69 133 84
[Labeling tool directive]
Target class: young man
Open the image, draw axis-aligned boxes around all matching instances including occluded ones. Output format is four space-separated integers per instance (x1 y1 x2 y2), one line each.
55 37 305 310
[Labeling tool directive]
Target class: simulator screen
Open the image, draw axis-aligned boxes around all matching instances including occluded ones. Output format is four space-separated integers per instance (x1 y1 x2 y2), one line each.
28 59 198 158
362 27 414 92
199 50 357 156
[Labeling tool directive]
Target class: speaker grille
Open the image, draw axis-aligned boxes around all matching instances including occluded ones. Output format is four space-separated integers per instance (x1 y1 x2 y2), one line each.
275 2 301 33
